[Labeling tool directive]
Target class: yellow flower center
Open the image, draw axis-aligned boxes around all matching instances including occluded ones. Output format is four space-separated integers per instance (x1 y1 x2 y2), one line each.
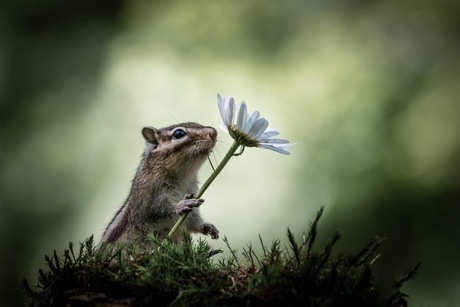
228 125 260 147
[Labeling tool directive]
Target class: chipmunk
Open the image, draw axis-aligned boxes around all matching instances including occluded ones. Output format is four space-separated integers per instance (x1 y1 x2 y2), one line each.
100 122 219 250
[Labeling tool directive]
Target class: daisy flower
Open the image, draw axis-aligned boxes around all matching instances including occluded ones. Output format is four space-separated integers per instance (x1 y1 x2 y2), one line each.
169 93 293 239
217 94 293 155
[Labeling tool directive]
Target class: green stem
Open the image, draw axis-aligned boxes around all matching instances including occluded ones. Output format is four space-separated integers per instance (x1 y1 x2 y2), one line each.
168 140 241 240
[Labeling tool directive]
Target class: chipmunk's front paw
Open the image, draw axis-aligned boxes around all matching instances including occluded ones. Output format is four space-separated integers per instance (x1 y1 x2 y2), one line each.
200 223 219 240
175 193 204 215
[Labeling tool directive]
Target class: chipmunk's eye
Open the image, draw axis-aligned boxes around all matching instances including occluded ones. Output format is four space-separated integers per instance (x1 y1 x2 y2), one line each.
172 129 187 139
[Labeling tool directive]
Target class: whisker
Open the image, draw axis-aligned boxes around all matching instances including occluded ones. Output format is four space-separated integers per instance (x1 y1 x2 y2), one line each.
207 155 216 171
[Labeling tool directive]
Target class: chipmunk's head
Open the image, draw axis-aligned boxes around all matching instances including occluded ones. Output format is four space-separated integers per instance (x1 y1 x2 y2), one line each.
141 122 217 177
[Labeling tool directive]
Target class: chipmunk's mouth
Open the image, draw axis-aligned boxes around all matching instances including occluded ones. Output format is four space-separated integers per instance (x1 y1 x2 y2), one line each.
195 139 216 156
198 147 213 156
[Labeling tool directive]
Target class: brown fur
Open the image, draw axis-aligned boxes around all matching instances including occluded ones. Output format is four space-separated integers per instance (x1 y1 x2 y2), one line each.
100 122 219 250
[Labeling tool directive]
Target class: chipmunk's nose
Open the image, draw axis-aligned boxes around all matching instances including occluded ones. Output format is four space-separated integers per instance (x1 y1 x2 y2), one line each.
208 128 217 141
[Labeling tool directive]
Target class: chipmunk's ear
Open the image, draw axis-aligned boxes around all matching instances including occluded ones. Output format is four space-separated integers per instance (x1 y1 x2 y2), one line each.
142 127 159 147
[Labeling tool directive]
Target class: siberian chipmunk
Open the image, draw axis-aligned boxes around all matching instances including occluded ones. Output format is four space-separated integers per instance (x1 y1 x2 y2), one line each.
100 122 219 249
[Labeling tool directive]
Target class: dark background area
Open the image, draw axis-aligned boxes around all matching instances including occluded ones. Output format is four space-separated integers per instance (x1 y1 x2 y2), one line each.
1 1 459 306
1 0 125 304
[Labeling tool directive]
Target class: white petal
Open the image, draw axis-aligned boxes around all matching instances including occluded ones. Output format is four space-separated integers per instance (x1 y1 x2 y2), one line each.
258 138 290 144
248 118 269 139
259 129 280 139
237 102 248 131
259 143 292 155
227 97 236 126
217 94 228 124
243 111 260 133
219 122 229 133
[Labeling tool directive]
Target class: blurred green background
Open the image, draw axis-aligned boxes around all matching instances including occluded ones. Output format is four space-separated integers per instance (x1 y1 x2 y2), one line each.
1 0 459 306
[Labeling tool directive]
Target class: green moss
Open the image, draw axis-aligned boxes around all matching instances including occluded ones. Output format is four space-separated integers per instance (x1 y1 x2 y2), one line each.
23 208 419 306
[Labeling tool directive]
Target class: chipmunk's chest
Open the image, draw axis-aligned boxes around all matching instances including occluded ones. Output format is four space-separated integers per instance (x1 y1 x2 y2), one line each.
153 218 180 236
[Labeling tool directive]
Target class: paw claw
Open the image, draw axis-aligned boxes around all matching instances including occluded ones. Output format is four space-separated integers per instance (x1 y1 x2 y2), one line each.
176 195 204 215
200 224 219 240
184 193 194 200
